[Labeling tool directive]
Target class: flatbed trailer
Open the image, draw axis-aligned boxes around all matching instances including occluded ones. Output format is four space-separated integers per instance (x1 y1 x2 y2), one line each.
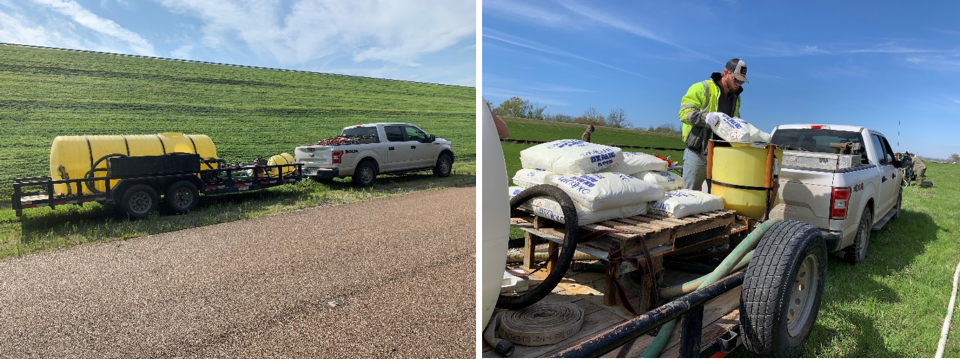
13 154 304 219
484 186 827 358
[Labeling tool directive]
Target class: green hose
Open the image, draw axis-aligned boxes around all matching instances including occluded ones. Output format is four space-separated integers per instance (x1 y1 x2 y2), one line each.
640 218 782 358
659 251 754 299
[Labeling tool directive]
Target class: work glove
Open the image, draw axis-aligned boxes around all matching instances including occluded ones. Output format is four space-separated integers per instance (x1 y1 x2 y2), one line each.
704 112 724 127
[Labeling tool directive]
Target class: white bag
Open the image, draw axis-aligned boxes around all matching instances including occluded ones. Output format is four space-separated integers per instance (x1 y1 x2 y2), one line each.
648 189 724 218
508 186 648 226
710 114 772 143
601 151 668 175
520 140 623 174
551 172 664 212
636 170 683 191
512 168 556 189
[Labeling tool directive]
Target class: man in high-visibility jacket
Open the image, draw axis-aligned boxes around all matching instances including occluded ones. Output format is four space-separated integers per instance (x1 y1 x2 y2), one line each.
677 58 749 190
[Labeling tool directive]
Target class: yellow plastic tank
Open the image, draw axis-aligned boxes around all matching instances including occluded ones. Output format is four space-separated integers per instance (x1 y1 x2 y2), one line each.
708 142 783 220
50 133 217 196
267 153 296 177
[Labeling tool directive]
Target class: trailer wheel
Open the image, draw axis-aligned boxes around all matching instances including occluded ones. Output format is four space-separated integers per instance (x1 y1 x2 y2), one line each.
844 209 872 264
353 160 378 187
164 180 199 214
741 220 826 358
121 184 159 219
434 152 453 178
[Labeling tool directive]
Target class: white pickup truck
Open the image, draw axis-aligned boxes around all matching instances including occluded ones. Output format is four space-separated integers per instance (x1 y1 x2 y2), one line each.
768 124 903 263
294 123 454 187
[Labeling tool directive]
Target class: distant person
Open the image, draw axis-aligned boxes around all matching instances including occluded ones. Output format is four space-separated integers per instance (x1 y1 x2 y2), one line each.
900 152 914 185
913 155 927 187
582 124 595 143
485 100 509 139
678 58 749 190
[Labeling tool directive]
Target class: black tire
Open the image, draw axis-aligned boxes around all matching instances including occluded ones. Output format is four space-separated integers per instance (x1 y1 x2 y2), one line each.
892 190 902 221
433 152 453 177
845 208 872 264
352 160 378 187
120 184 159 219
163 180 199 214
741 220 827 358
496 184 579 310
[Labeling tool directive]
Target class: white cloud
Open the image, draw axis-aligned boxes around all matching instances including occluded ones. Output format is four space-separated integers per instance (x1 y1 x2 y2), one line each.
484 29 646 79
31 0 155 55
155 0 474 67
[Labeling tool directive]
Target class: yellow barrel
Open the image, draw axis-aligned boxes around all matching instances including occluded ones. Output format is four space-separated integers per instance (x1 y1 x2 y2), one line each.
50 133 217 196
708 142 783 220
267 153 296 177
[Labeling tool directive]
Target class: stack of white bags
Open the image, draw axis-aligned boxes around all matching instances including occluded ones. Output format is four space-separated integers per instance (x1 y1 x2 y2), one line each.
508 139 724 225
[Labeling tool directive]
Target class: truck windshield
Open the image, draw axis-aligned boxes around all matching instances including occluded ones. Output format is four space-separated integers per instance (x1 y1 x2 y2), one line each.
771 129 865 155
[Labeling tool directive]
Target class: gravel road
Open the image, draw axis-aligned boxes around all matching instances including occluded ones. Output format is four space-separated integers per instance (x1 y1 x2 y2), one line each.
0 185 476 358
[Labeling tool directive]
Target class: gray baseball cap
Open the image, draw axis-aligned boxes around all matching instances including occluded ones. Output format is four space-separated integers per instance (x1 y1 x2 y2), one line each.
725 58 749 83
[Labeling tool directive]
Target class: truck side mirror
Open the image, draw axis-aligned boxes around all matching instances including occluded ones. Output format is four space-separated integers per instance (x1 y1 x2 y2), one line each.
428 134 436 143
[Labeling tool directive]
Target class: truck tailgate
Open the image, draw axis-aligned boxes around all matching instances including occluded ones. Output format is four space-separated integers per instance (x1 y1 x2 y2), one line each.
295 146 334 169
774 169 833 229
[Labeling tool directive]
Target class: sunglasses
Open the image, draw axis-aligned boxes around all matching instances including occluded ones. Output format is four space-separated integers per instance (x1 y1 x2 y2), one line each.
733 77 745 85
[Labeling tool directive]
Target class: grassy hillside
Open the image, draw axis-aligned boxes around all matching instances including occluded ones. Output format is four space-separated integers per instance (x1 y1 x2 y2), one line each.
0 44 475 206
496 118 960 357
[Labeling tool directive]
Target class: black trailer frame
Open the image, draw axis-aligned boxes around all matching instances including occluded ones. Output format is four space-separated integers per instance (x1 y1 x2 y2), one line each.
13 161 304 217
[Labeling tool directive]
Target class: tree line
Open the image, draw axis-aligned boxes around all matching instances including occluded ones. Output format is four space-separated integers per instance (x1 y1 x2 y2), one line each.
486 96 681 135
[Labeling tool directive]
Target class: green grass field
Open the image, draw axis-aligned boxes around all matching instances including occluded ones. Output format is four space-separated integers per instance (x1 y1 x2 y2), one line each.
498 118 960 357
0 44 476 206
0 44 475 258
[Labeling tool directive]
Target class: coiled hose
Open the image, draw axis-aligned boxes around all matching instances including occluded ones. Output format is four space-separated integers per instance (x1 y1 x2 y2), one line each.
639 218 782 357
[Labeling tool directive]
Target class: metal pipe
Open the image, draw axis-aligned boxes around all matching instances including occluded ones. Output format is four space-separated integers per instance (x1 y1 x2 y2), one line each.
549 272 745 358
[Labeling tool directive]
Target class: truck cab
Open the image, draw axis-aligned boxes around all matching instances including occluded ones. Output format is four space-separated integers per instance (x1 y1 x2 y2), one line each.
768 124 902 263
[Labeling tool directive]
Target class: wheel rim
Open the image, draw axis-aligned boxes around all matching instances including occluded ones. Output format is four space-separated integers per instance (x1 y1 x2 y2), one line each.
858 216 870 258
441 157 451 175
360 166 374 183
130 191 152 214
173 187 193 208
787 253 820 336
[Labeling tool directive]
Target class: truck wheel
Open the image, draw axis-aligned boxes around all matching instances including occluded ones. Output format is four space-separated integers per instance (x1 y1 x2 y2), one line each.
353 160 377 187
845 209 872 264
164 180 199 214
892 190 902 221
433 153 453 177
121 184 159 219
741 220 827 358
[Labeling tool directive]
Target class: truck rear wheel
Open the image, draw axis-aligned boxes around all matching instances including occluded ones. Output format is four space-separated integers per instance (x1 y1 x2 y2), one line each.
434 153 453 178
741 220 826 358
164 180 199 214
121 184 159 219
845 209 872 264
353 160 377 187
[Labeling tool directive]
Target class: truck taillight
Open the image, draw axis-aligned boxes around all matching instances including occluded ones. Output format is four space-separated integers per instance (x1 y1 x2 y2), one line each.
332 151 343 164
811 125 823 129
830 187 851 220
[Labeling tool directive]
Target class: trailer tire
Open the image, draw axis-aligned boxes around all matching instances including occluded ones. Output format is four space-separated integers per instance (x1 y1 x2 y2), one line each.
121 184 159 219
434 152 453 178
496 184 579 310
163 180 199 214
844 209 872 264
353 160 377 187
741 220 826 358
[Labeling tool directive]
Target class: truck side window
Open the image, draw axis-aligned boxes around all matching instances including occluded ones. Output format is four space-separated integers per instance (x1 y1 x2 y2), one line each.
870 134 889 165
385 126 404 142
403 126 426 142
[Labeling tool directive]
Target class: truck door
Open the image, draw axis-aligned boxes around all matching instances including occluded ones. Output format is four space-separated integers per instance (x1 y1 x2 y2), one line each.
383 125 410 170
870 134 899 216
402 125 435 168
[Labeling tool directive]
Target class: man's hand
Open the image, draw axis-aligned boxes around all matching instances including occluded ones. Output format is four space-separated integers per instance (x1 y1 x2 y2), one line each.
705 112 723 127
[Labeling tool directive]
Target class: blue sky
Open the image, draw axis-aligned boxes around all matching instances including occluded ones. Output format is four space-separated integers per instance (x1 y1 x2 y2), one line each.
482 0 960 159
0 0 476 86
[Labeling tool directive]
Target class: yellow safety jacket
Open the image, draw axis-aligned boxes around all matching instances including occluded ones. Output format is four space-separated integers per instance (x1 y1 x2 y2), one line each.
678 72 741 155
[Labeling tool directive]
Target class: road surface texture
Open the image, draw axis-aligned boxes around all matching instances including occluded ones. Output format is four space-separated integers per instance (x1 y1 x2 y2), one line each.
0 185 476 358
